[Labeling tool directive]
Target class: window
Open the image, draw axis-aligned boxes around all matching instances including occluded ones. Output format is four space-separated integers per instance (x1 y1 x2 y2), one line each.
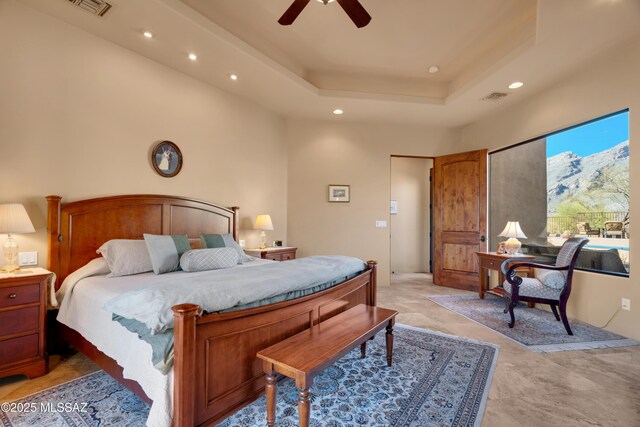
490 110 630 276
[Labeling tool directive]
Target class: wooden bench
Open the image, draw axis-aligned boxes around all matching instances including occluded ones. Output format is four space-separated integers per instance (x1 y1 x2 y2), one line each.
256 304 398 427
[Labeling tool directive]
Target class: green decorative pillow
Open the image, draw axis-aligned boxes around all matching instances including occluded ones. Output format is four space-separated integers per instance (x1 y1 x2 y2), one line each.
143 234 191 274
201 233 225 249
200 233 248 264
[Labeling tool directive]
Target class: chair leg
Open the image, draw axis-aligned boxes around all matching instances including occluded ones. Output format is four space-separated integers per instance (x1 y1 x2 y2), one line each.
550 304 560 321
559 301 573 335
507 301 517 328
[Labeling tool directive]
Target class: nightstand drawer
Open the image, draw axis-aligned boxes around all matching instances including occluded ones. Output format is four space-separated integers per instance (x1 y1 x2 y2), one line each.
281 252 295 261
0 307 39 336
0 284 40 309
0 334 39 366
245 247 297 262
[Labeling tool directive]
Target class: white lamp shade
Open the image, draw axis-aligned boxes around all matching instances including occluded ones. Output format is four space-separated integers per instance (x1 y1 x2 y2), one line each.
0 203 35 234
498 221 527 239
254 214 274 231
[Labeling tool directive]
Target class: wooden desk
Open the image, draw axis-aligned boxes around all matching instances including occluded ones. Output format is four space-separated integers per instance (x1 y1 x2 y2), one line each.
257 304 398 427
476 252 534 300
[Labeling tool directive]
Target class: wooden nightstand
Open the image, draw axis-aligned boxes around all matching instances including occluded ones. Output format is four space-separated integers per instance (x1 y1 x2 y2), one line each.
245 247 297 261
0 269 51 379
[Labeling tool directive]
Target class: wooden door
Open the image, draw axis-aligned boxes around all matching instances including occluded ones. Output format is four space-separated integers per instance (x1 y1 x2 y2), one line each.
433 149 487 290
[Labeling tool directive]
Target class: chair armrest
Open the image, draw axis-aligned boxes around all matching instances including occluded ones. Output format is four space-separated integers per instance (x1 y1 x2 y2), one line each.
500 259 569 288
499 258 544 276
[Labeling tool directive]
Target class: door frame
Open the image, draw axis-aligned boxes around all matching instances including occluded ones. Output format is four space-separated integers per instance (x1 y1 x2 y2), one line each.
389 155 435 281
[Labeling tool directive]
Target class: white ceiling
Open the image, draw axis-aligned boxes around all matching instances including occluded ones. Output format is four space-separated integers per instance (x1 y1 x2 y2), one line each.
20 0 640 127
182 0 537 98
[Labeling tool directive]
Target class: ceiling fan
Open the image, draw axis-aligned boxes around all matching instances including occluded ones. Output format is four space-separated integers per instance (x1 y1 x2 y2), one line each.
279 0 371 28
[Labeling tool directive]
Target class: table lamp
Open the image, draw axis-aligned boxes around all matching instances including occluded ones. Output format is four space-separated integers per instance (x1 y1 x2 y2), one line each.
498 221 527 255
0 203 36 272
254 214 274 249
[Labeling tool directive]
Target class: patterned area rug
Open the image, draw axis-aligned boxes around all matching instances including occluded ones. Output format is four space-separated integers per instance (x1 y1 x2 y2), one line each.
428 294 639 352
220 325 498 427
1 325 497 427
0 370 149 426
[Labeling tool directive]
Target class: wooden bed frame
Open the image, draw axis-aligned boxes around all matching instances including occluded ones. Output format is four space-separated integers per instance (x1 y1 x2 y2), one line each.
46 194 377 427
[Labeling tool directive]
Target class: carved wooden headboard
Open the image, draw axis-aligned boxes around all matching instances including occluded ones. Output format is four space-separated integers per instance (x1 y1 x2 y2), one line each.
46 194 239 287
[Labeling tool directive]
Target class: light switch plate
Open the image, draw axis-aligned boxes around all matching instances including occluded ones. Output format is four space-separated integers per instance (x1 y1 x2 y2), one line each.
375 220 387 228
18 251 38 266
621 298 631 311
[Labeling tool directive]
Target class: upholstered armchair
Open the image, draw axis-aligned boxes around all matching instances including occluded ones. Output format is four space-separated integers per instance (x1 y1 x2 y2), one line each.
500 238 588 335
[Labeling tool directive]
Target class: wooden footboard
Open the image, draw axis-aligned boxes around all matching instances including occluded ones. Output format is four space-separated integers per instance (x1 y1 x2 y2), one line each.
172 261 377 427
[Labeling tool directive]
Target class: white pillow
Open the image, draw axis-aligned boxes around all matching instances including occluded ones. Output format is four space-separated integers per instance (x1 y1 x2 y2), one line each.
97 239 153 277
180 248 238 272
536 268 567 289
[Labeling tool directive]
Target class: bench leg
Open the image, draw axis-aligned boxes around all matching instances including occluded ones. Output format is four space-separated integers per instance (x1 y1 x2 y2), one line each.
266 373 277 427
360 342 366 358
298 388 310 427
386 321 394 367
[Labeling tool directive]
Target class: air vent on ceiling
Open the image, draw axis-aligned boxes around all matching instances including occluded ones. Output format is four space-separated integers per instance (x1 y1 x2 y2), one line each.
67 0 112 17
481 92 509 101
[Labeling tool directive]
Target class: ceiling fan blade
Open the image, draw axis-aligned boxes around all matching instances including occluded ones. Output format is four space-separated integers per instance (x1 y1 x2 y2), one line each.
278 0 312 25
336 0 371 28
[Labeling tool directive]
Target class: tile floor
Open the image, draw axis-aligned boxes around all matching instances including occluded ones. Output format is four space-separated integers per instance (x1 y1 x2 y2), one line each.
1 273 638 426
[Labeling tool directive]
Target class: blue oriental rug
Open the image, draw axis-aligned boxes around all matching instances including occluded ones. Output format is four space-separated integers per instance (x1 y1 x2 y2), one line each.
0 325 498 427
428 294 639 352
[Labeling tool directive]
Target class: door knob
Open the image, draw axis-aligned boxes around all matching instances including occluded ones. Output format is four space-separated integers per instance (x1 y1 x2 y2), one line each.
480 235 486 242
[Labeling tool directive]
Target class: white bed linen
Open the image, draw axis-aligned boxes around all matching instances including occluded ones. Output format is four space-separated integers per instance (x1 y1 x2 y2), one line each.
56 256 272 427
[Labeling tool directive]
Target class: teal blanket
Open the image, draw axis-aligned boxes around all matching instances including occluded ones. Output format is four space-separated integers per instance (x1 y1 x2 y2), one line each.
107 256 366 372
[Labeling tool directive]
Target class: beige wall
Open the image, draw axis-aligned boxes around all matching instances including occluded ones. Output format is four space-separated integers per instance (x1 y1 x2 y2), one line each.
286 119 459 286
460 36 640 339
0 1 288 264
390 157 433 273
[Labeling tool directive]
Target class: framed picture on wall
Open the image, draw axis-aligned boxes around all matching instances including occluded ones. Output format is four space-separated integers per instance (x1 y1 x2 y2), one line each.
151 140 183 178
328 185 350 203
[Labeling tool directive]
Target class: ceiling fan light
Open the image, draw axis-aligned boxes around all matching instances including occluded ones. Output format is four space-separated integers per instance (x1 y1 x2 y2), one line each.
316 0 336 4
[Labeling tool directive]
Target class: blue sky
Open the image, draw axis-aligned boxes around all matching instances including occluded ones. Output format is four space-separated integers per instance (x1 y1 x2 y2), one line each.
546 111 629 158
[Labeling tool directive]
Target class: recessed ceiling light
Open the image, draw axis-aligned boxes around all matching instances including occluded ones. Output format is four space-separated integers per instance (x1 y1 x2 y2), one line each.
188 53 198 61
143 31 153 39
428 65 440 74
229 74 239 81
509 81 524 89
333 109 343 115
